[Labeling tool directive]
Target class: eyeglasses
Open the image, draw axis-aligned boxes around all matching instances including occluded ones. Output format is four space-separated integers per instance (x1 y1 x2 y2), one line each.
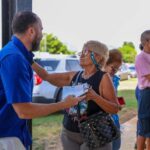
78 48 91 56
110 65 120 73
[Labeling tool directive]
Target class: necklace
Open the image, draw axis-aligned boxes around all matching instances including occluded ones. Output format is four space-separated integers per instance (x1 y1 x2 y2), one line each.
82 72 96 79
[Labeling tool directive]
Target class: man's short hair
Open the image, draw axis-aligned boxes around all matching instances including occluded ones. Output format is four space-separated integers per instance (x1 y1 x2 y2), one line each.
12 11 39 34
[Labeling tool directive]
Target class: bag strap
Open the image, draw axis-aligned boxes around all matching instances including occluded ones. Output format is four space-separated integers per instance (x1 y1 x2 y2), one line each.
77 102 81 119
75 71 89 120
74 71 82 85
73 71 83 119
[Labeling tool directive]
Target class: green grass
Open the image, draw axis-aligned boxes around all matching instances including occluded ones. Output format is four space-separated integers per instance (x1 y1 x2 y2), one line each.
32 78 138 149
32 113 63 150
33 113 63 126
117 78 138 123
119 78 137 90
118 90 137 108
118 78 137 108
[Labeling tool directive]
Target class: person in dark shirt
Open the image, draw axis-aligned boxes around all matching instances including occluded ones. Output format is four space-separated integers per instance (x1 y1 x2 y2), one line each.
0 11 83 150
32 40 120 150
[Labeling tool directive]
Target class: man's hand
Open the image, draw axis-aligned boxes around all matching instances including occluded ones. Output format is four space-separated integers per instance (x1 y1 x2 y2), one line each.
63 95 86 108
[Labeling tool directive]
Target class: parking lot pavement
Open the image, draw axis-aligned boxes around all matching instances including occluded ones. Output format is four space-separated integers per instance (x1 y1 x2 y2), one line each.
120 116 137 150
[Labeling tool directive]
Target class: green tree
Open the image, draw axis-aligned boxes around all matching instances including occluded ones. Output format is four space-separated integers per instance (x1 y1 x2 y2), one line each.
118 42 137 63
40 33 75 54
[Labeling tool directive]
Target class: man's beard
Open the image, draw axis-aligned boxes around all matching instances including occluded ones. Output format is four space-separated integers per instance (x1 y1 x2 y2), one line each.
31 37 40 52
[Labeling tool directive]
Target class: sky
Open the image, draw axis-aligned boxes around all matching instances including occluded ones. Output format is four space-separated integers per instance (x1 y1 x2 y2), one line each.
32 0 150 52
1 0 150 52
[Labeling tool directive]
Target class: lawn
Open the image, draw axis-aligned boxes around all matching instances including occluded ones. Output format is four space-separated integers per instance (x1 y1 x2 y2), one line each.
32 78 138 150
118 78 138 108
32 113 63 150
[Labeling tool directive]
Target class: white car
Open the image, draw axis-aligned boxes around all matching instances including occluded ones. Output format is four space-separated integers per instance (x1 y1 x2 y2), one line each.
128 64 137 78
32 54 82 103
116 63 130 80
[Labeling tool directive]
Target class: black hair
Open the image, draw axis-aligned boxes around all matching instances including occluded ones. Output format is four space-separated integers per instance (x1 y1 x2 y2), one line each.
12 11 39 34
140 30 150 47
139 44 143 50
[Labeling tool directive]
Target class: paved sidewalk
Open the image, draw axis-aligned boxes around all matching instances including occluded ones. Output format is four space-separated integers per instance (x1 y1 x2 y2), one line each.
120 116 137 150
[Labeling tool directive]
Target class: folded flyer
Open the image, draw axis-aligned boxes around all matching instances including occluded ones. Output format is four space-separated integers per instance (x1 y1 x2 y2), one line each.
62 83 89 100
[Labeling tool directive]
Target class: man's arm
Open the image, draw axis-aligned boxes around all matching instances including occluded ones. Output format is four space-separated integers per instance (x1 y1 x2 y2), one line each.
32 62 76 86
13 95 85 119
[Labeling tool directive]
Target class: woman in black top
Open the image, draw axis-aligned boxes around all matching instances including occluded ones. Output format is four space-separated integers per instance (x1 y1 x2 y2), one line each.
32 40 120 150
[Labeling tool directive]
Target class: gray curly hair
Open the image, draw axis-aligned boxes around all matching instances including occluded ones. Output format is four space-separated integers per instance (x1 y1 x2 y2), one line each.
83 40 109 67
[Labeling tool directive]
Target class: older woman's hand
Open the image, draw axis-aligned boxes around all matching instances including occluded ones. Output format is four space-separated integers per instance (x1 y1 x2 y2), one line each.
63 95 86 108
85 88 99 101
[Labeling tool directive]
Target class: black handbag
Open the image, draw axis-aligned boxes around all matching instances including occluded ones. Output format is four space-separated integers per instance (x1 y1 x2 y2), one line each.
77 107 120 149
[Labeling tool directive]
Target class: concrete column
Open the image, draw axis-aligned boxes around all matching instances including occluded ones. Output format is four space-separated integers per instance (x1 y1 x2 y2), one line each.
2 0 32 46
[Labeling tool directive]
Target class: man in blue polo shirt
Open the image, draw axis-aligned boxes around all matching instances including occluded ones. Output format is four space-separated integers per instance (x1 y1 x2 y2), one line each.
0 11 84 150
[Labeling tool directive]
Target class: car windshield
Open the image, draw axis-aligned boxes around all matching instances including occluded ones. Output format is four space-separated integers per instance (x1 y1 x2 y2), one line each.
66 59 82 71
35 59 60 71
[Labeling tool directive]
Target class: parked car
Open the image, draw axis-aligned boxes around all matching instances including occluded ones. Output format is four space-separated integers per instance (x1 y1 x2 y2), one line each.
32 53 82 103
116 63 130 80
128 64 137 78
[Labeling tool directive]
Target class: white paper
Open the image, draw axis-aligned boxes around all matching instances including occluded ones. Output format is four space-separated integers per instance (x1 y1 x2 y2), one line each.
62 83 89 100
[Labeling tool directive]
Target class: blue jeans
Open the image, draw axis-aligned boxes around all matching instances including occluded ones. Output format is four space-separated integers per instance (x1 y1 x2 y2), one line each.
111 114 121 150
112 137 121 150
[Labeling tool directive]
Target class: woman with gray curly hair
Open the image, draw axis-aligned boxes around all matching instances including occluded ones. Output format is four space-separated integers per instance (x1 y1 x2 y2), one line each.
32 40 120 150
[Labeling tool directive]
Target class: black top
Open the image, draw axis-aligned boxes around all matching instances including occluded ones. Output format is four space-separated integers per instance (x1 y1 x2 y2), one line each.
63 70 106 132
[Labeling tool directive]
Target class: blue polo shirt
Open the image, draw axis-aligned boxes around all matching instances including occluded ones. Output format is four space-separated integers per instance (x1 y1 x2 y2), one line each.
0 36 34 149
